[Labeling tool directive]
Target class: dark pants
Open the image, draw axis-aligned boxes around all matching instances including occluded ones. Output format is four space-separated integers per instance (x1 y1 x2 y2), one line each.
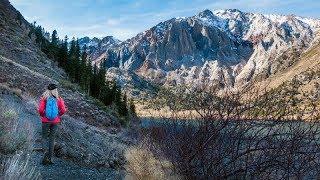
42 123 58 160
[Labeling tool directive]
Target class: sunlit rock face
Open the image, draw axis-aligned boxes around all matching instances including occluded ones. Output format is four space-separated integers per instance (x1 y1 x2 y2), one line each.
89 9 320 88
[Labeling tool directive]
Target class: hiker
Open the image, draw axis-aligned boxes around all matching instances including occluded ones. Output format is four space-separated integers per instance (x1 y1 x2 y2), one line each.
38 83 67 165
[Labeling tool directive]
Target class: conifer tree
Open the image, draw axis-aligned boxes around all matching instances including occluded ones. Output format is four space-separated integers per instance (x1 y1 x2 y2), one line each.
48 30 59 59
74 40 81 83
68 38 77 81
85 58 93 95
51 30 58 46
58 35 69 68
121 93 129 117
97 66 106 97
101 81 113 106
90 64 99 98
80 45 90 90
129 99 136 116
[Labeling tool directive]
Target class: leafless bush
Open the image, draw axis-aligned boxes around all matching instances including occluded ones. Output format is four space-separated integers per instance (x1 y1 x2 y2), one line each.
140 81 320 179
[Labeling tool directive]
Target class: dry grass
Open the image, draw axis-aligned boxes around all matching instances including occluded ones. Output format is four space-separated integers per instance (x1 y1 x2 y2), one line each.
0 97 39 179
135 102 199 119
0 154 41 180
0 83 22 98
125 141 174 180
0 105 33 154
256 41 320 90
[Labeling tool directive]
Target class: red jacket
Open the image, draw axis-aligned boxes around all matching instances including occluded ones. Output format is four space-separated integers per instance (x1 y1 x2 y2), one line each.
38 97 67 124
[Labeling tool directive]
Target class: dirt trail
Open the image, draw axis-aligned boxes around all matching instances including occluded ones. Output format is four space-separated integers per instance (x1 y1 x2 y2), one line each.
1 94 124 180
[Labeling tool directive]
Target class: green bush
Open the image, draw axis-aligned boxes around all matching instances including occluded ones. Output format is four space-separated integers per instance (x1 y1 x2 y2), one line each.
2 109 18 119
119 116 130 127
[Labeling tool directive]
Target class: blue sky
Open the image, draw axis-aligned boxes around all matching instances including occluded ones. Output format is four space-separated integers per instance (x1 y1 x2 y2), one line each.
10 0 320 41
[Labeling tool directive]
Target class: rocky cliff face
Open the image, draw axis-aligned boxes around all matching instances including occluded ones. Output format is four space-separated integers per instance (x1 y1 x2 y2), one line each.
214 9 319 85
89 9 320 89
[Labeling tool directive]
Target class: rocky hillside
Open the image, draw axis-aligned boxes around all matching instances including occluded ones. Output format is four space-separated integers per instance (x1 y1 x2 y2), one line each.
258 32 320 92
0 0 131 178
89 9 320 90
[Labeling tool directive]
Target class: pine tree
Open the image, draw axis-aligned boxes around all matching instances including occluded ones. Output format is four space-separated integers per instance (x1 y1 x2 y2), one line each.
48 30 59 59
51 30 58 46
85 58 93 95
121 93 129 117
90 64 99 98
58 35 69 68
97 66 106 97
79 45 86 88
113 81 122 107
74 40 81 83
68 38 77 81
129 99 136 116
80 45 89 90
60 36 68 68
101 81 113 106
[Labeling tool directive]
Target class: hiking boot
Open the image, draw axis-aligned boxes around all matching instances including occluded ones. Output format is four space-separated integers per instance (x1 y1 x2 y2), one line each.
42 157 54 165
42 153 53 165
42 157 51 165
48 159 53 165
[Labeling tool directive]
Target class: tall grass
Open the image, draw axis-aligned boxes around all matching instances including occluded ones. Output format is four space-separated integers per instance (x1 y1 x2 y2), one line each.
0 154 41 180
125 140 175 180
0 106 33 154
0 98 39 179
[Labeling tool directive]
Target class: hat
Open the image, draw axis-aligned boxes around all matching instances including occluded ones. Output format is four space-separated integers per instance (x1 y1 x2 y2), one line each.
47 83 57 90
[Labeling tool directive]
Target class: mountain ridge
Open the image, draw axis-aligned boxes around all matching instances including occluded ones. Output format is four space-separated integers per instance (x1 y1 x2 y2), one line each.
84 9 320 93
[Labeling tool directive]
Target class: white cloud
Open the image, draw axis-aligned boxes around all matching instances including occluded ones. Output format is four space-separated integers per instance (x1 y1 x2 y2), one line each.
106 28 140 41
106 18 121 26
132 1 142 8
9 0 36 6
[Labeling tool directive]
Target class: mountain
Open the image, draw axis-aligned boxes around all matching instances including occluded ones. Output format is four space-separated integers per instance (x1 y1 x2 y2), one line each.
78 36 121 63
88 9 320 90
78 36 100 49
257 32 320 91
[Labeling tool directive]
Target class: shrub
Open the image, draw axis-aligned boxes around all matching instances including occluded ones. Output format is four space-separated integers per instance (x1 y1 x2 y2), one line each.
0 105 33 154
0 99 39 179
0 122 33 154
125 141 173 180
2 109 18 119
0 83 22 98
59 79 80 92
0 154 41 180
119 116 130 127
140 82 320 179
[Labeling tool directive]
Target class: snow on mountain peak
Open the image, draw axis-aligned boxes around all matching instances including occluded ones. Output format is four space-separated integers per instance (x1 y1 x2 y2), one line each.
198 9 320 41
196 9 229 34
87 9 320 89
